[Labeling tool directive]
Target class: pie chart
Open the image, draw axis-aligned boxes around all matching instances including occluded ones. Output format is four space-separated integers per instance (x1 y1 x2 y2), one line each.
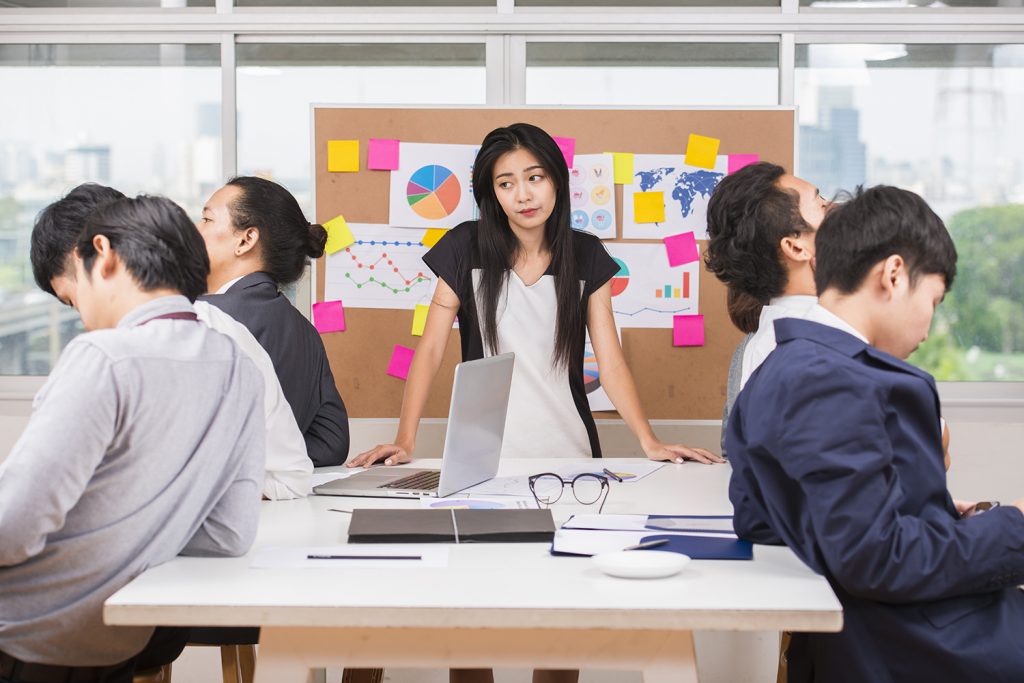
610 257 630 297
407 165 461 220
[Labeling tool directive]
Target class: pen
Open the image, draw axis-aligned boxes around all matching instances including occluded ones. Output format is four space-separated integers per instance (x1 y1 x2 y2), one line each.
621 539 670 551
328 508 353 514
602 468 624 483
306 554 422 560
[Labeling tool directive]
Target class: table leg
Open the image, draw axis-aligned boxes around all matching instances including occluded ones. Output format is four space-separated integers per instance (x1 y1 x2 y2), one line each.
254 627 699 683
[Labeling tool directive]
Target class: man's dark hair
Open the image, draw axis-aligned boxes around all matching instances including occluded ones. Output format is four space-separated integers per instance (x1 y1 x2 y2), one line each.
704 162 812 303
727 288 763 335
31 183 127 295
78 195 210 302
225 176 326 287
815 185 957 295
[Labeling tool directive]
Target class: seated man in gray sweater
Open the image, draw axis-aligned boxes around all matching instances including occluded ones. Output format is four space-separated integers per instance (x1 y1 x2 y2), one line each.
0 195 265 683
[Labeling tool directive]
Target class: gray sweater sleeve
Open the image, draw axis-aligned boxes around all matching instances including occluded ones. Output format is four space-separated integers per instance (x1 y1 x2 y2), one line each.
720 333 753 457
0 342 116 566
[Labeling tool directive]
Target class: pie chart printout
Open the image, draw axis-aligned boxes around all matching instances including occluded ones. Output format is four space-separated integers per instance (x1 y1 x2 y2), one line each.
407 165 461 220
610 257 630 297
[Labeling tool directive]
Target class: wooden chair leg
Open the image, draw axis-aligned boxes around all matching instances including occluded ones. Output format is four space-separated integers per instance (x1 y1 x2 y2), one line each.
132 663 172 683
777 631 792 683
220 645 242 683
342 668 385 683
238 644 256 683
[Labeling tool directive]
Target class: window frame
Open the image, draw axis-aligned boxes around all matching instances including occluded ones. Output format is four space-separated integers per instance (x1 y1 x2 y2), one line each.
1 1 1021 404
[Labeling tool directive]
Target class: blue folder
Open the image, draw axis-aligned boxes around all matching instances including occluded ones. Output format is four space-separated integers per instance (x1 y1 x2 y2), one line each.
637 533 753 561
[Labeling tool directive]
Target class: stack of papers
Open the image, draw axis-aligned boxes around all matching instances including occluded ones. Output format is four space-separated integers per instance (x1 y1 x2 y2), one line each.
552 514 752 560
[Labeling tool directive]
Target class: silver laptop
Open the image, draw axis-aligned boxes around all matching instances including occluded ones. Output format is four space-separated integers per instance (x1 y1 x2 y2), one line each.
314 352 514 499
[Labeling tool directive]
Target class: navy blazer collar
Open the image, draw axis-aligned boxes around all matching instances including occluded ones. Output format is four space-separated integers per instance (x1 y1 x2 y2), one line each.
774 317 935 386
232 271 277 291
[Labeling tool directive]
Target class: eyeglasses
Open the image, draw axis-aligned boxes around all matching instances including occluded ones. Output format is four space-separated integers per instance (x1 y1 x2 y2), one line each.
528 472 610 513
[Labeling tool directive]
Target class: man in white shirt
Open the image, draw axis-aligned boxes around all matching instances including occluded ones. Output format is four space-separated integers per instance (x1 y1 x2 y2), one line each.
31 183 312 500
705 161 832 390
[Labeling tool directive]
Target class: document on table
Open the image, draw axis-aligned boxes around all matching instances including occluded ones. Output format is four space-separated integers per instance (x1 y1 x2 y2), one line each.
460 476 535 497
419 495 539 510
555 461 665 482
551 529 751 559
563 514 736 534
250 545 449 569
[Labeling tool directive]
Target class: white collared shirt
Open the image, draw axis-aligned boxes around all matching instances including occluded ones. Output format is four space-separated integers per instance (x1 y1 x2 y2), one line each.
740 294 819 389
803 303 871 345
215 275 246 295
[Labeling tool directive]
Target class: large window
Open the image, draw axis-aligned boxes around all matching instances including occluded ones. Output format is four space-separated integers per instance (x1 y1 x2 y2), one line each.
796 42 1024 380
0 43 220 375
526 42 779 106
236 43 487 215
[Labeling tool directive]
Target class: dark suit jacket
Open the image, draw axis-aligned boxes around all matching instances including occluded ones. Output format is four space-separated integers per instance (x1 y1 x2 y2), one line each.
201 272 349 466
726 318 1024 683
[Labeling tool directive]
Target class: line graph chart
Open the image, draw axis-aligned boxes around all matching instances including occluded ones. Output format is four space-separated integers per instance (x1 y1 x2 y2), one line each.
325 224 437 310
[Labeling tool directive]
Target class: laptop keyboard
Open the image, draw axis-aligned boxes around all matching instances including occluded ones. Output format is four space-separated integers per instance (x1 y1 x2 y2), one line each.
378 470 441 491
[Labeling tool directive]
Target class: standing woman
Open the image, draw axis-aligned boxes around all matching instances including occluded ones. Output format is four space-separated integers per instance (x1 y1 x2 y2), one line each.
198 176 350 467
349 123 720 469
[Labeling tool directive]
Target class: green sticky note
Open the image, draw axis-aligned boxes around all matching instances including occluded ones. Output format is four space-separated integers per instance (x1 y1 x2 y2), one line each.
411 304 429 337
634 191 665 224
611 152 635 185
685 134 720 170
327 140 360 173
323 214 355 255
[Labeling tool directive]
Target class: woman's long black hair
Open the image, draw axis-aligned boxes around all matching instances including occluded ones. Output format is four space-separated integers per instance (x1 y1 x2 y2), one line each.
471 123 582 372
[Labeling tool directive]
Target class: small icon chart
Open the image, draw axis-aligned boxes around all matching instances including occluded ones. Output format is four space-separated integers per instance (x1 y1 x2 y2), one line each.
654 272 691 299
407 165 461 220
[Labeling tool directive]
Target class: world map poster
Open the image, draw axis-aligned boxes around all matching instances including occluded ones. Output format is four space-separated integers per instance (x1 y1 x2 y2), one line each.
621 154 727 240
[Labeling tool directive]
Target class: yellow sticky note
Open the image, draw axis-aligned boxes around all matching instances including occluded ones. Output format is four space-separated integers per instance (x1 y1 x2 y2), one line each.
634 191 665 224
323 214 355 255
611 152 635 185
327 140 360 172
411 304 429 337
685 134 720 170
422 228 448 248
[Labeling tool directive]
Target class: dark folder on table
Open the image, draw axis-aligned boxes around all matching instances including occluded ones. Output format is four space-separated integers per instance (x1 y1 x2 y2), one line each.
348 508 556 544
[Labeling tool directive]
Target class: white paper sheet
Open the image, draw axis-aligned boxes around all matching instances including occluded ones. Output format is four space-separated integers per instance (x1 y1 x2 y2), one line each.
389 142 479 229
562 514 650 531
249 545 449 569
323 223 437 310
568 153 617 240
645 517 735 533
604 243 700 329
555 461 665 482
622 154 727 240
420 495 539 510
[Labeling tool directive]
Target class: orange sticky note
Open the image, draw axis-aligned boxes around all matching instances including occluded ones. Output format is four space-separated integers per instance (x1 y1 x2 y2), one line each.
422 228 448 248
611 152 635 184
685 134 720 170
634 191 665 223
327 140 360 172
323 214 355 255
411 304 429 337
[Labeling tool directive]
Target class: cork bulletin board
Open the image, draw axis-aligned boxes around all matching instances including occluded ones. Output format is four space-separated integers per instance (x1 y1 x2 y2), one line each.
313 106 795 420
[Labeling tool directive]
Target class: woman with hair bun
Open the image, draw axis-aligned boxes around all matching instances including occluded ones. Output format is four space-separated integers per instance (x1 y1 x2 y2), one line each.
198 176 350 467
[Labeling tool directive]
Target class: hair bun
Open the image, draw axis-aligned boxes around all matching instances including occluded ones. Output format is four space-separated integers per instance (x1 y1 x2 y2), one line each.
307 222 328 259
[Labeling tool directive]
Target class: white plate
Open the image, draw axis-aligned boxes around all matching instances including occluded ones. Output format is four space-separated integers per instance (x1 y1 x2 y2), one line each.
592 550 690 579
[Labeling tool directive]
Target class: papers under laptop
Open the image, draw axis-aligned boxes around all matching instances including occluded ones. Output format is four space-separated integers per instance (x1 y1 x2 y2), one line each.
313 353 515 499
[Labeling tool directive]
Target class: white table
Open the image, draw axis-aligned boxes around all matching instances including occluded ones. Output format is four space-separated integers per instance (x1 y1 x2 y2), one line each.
104 459 841 682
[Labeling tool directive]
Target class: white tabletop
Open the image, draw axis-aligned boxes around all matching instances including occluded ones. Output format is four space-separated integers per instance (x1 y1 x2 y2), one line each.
104 459 841 633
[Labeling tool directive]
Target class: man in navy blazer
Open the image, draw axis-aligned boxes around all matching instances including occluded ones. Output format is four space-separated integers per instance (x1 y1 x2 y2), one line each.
726 185 1024 682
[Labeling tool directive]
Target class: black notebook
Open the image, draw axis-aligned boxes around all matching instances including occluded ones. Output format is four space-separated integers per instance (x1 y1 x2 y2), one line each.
348 508 556 544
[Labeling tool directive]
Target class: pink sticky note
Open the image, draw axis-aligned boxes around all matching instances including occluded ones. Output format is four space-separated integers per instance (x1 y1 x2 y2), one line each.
312 300 345 333
728 154 759 175
552 136 576 168
663 231 700 267
673 315 705 347
367 138 400 170
387 344 415 380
